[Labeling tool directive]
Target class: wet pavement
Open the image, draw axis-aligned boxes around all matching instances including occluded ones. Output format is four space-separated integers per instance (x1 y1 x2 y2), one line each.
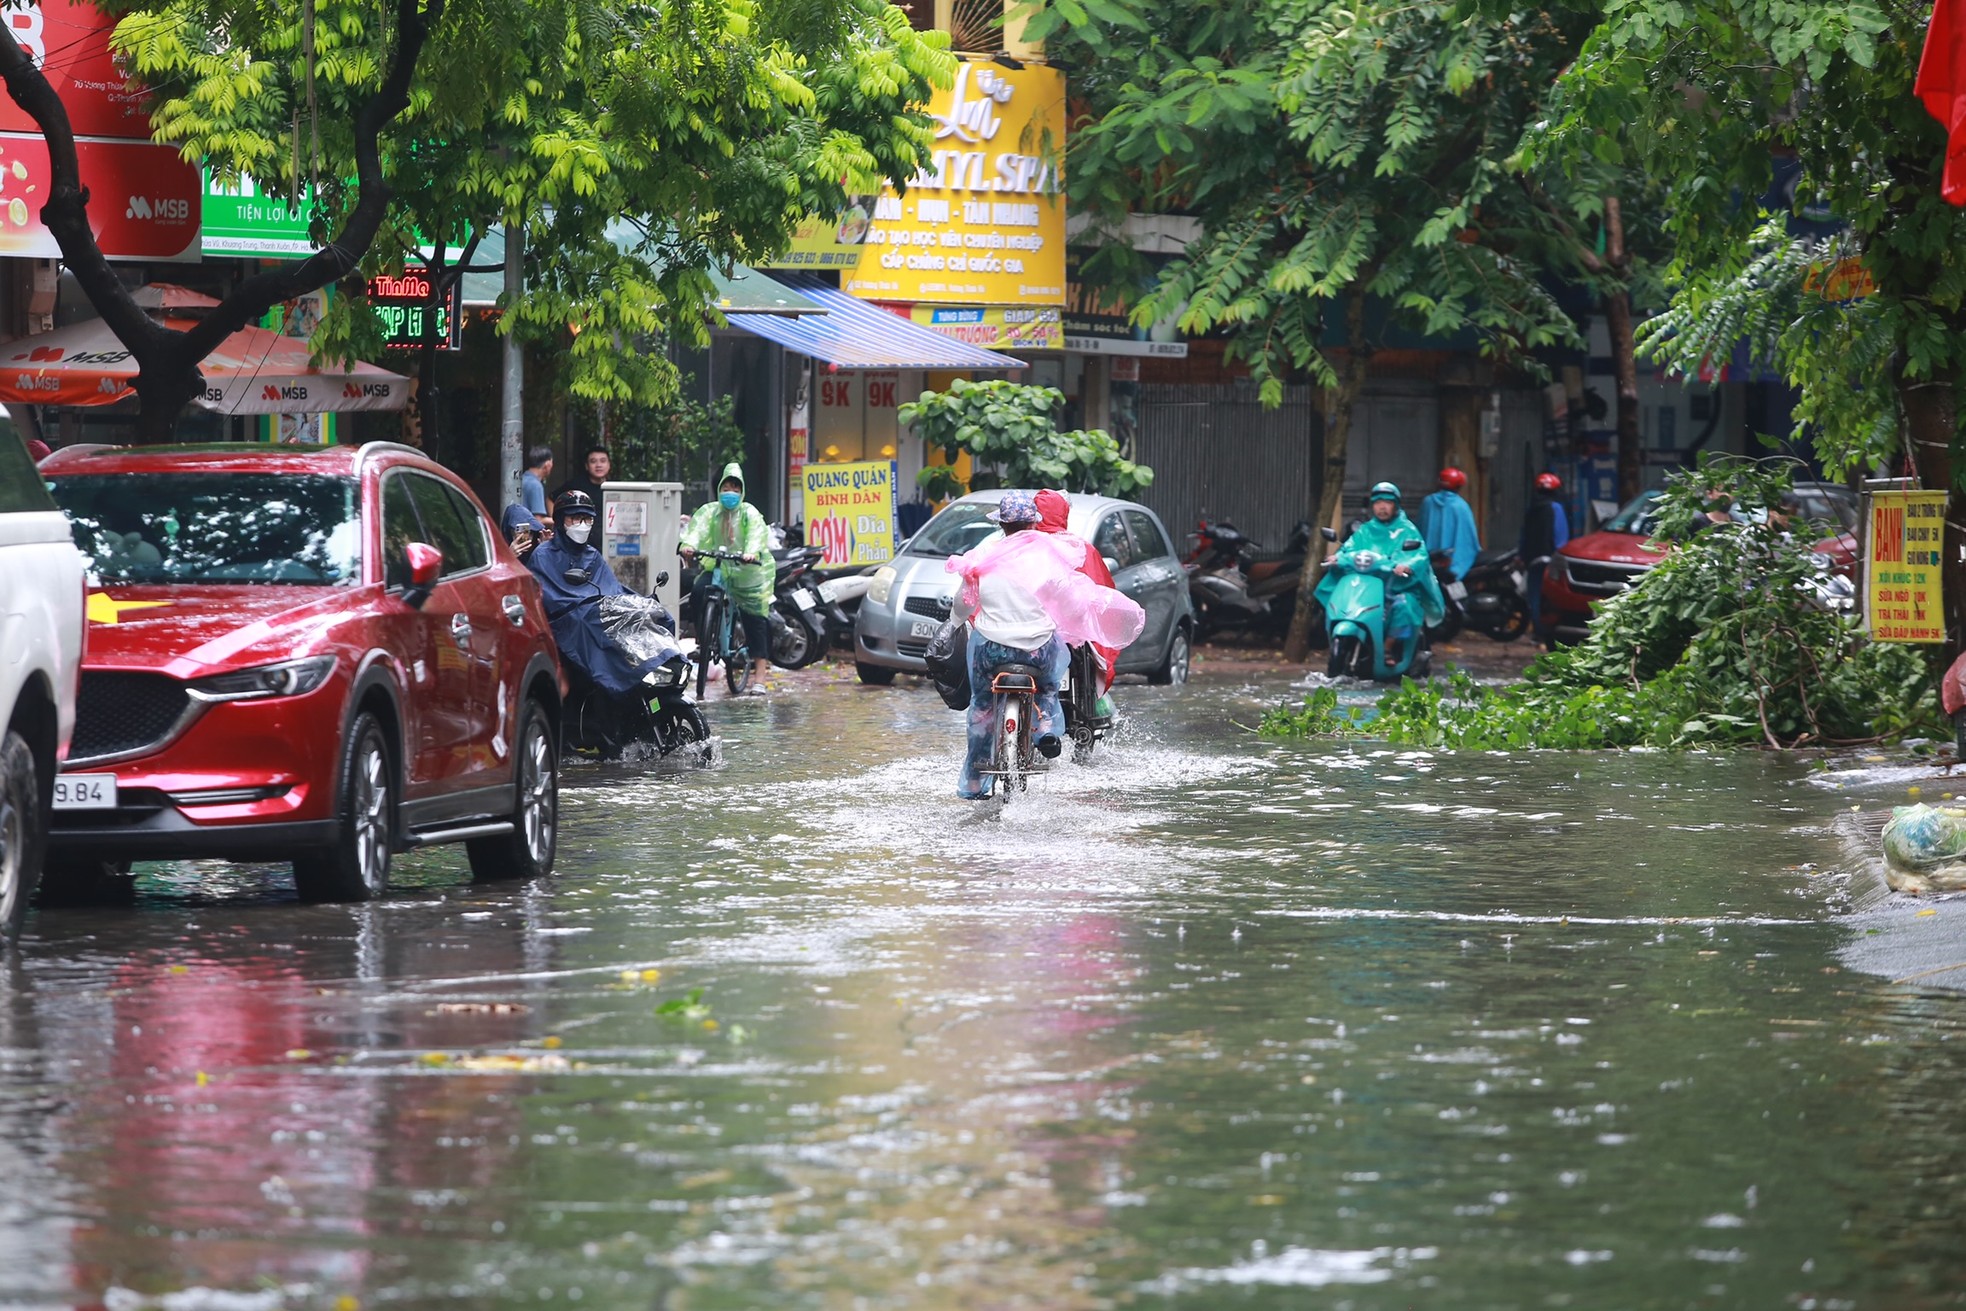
3 663 1965 1309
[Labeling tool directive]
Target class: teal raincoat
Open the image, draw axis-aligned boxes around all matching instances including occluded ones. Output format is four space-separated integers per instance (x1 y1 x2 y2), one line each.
682 462 777 616
1315 510 1447 631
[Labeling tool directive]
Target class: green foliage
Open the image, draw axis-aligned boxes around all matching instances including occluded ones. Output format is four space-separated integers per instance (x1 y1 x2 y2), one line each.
607 376 746 492
1522 0 1966 474
1264 458 1945 749
899 379 1155 499
115 0 954 408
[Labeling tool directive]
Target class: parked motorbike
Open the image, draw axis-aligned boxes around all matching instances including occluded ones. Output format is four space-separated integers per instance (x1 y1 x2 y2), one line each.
1321 529 1434 680
559 576 711 761
768 545 856 669
1185 518 1315 641
1427 548 1535 644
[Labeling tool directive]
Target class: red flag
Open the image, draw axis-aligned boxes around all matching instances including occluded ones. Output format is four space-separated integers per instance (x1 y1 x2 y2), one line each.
1916 0 1966 204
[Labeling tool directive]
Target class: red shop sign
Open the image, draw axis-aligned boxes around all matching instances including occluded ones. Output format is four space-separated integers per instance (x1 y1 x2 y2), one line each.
0 133 200 261
0 0 153 139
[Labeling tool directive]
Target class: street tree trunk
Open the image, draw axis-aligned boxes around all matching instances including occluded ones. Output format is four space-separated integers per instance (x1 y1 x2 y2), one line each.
1285 291 1372 663
0 0 443 443
1900 373 1965 658
1603 197 1643 503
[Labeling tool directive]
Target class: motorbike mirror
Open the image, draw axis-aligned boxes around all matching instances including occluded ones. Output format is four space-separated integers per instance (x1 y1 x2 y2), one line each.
1320 527 1339 541
1401 540 1423 551
401 542 443 610
654 570 671 589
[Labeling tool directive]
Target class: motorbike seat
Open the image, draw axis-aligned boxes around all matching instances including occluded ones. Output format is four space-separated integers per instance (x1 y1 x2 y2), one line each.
1471 548 1516 567
990 663 1043 694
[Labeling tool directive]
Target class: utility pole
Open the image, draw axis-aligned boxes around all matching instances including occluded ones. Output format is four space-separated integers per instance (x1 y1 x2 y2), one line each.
498 223 524 504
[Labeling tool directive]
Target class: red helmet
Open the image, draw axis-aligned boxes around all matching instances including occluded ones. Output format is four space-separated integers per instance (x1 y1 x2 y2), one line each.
1535 472 1563 493
1438 467 1467 491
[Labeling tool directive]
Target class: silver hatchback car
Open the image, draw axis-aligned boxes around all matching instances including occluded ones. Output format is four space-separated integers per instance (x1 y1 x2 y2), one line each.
853 490 1195 686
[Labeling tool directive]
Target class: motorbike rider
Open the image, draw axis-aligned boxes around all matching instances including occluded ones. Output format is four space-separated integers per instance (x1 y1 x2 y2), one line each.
947 491 1145 799
526 491 653 697
1518 472 1569 641
1033 489 1120 713
680 462 776 691
1315 482 1443 667
1421 467 1482 581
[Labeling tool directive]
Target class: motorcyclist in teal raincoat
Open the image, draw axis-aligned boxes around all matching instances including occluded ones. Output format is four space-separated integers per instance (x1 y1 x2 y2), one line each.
1316 482 1445 665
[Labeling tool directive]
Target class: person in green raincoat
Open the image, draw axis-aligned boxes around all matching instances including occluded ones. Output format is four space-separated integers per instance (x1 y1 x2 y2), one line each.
1314 481 1445 665
681 462 778 690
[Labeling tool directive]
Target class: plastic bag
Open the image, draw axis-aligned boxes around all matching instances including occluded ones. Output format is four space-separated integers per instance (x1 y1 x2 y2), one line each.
598 593 680 668
1881 803 1966 894
923 617 971 711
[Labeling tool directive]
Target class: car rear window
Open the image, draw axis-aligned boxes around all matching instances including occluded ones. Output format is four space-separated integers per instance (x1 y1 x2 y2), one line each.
905 502 1000 558
47 471 361 585
0 432 55 514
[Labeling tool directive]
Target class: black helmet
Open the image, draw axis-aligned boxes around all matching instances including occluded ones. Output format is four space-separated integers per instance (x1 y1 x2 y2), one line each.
553 489 597 530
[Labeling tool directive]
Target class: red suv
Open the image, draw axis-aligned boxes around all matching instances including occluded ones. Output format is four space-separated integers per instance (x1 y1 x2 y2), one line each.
37 442 562 903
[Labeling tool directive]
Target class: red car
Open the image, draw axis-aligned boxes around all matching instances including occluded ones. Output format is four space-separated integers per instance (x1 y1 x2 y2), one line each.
37 442 562 903
1541 485 1858 643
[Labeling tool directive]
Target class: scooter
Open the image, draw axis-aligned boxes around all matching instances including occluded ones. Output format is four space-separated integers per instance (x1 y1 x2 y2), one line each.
1321 530 1433 681
1186 518 1314 641
768 544 855 669
1428 549 1534 644
560 575 712 760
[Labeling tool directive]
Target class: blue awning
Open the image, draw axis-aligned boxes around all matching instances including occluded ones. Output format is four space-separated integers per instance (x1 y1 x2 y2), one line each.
727 277 1026 371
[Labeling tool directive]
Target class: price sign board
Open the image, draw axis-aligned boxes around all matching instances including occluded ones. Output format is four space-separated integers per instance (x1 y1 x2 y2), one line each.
1866 489 1947 643
366 273 461 351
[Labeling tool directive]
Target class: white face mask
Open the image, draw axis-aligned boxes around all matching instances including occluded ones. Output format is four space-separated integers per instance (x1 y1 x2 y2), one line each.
565 521 593 544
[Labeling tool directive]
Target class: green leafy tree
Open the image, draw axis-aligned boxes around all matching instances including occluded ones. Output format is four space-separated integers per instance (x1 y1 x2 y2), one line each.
1525 0 1966 651
1028 0 1652 660
1 0 952 443
899 379 1154 500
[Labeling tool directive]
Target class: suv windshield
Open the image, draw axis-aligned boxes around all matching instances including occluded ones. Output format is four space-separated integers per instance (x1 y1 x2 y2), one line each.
905 502 1001 558
48 472 362 585
1602 491 1664 536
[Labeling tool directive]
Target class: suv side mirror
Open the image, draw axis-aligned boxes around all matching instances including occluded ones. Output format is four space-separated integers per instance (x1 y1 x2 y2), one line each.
402 541 443 610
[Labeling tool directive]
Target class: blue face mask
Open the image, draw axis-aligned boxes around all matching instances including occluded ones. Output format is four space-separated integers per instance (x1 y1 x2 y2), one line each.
719 491 741 511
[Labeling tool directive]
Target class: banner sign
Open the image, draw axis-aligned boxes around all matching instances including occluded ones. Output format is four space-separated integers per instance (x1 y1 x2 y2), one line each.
0 0 152 139
1867 489 1947 643
204 172 321 256
904 304 1062 351
802 460 897 567
1062 249 1189 357
763 61 1067 308
366 272 461 350
0 134 199 260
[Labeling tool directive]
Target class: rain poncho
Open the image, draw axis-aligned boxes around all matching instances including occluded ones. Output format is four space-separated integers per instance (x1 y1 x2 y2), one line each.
1421 489 1481 580
1881 804 1966 893
527 534 655 695
1035 489 1121 692
948 529 1146 651
1315 510 1446 631
681 462 776 616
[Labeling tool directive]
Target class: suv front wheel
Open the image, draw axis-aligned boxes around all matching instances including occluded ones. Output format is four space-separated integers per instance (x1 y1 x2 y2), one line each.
295 712 393 903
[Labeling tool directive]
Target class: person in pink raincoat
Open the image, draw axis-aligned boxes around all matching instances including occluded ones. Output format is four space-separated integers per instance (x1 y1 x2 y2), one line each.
946 491 1145 798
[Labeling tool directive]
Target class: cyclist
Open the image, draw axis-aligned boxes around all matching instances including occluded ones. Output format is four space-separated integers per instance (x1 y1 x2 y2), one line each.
947 491 1145 799
679 462 775 691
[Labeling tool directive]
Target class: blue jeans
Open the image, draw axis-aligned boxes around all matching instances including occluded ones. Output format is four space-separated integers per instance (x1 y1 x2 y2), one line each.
960 632 1066 799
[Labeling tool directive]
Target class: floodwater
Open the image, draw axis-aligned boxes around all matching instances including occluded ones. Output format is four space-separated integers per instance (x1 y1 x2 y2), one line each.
3 670 1964 1310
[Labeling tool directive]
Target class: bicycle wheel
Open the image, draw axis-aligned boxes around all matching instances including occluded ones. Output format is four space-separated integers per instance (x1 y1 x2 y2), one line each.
724 606 753 696
1015 692 1036 791
696 596 720 700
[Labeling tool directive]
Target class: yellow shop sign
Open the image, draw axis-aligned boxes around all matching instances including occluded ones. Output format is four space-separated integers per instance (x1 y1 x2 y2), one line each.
909 304 1062 350
1867 489 1946 643
762 61 1067 307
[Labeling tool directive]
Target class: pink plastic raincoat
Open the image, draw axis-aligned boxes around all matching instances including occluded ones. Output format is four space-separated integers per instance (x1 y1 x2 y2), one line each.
948 529 1146 650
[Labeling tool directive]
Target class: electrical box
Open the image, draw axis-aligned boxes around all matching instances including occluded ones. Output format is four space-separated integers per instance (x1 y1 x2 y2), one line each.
601 481 685 616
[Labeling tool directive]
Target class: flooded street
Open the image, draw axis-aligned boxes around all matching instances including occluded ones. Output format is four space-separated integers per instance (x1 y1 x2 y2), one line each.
4 669 1965 1310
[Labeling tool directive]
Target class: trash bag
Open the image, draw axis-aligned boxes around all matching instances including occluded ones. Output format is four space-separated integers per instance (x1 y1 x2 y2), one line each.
598 593 680 668
1881 803 1966 894
923 617 971 711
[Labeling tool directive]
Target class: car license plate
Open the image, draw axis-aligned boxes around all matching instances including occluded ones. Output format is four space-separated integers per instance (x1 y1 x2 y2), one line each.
53 774 117 810
910 618 940 638
793 589 816 611
1447 581 1468 600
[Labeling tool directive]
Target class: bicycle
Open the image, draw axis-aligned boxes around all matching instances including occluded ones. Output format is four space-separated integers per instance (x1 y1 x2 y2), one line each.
977 661 1050 801
684 547 755 699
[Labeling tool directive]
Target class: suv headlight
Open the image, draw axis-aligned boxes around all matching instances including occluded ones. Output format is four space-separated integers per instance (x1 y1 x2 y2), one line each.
1546 556 1568 584
189 655 338 702
868 566 897 606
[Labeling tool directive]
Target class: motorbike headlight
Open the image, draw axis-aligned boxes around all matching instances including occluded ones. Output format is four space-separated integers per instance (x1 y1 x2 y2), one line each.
189 655 338 702
868 566 897 606
643 663 683 689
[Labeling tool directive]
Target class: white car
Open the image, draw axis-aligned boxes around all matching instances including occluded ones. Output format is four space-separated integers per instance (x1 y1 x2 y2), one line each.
0 433 83 937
